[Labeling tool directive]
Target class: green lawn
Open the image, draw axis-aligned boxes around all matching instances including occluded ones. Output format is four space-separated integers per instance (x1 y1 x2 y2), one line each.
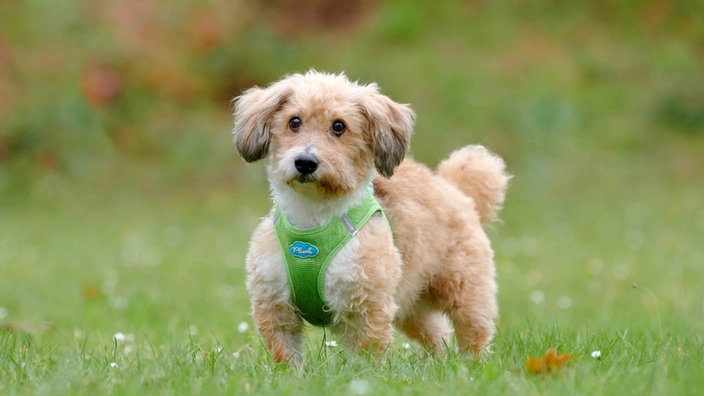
1 1 704 395
1 145 702 394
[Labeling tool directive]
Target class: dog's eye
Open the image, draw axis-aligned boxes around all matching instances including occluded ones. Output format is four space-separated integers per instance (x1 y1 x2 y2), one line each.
289 117 302 132
331 120 346 136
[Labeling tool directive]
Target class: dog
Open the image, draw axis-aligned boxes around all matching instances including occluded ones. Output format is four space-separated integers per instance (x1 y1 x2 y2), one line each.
233 70 509 364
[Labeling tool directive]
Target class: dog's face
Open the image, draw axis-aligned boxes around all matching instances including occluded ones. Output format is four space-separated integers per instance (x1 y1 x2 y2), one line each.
233 71 415 198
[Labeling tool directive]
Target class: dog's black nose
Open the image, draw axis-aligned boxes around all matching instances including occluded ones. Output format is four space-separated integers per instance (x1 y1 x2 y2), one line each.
294 155 319 175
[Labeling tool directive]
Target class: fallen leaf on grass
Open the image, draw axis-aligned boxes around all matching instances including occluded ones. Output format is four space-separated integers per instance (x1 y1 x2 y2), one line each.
525 348 574 374
82 285 103 300
525 356 542 373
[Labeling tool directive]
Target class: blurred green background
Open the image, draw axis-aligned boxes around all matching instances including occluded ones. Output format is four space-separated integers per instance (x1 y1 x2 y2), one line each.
1 0 703 345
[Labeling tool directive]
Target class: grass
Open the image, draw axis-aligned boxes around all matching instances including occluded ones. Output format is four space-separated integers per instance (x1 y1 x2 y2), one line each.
2 1 704 394
1 317 701 395
1 149 703 395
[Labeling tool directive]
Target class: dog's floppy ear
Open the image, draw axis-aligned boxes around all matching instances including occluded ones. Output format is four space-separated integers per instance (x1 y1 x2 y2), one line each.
233 81 291 162
359 86 415 178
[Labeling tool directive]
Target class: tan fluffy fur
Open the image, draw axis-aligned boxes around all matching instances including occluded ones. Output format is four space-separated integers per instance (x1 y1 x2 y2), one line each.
233 70 509 364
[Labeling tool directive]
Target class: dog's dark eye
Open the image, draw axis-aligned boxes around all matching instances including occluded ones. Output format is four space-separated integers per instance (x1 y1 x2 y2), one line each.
289 117 302 132
331 120 346 136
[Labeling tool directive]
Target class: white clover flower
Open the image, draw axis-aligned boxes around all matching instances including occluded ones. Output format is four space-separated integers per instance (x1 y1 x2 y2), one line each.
109 362 118 368
348 378 370 395
530 290 545 304
325 340 338 347
402 342 411 349
114 332 134 343
237 322 249 333
591 350 602 358
557 295 573 309
112 331 134 346
233 352 240 359
109 296 129 310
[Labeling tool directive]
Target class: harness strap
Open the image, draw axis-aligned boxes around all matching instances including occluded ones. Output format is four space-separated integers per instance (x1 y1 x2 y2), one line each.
340 214 358 236
273 189 383 326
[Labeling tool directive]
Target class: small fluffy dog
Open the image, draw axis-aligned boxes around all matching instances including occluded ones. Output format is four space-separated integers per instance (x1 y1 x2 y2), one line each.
233 70 509 364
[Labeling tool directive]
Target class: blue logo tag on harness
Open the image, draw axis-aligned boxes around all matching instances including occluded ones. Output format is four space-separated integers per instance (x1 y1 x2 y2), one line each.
289 241 319 258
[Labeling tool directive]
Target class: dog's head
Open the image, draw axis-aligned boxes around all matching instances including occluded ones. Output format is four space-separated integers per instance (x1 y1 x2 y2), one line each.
233 70 414 198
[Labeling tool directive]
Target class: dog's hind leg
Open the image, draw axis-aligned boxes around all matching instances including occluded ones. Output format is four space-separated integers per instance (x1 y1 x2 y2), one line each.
398 302 452 352
430 235 498 355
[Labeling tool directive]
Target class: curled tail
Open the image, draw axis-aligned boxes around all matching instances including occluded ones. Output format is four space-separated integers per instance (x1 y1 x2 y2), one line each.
437 145 511 224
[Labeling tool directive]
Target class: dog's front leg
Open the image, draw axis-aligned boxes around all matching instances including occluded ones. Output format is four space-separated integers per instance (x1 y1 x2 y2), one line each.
346 219 402 354
359 294 397 354
336 292 397 356
252 299 304 365
245 228 304 366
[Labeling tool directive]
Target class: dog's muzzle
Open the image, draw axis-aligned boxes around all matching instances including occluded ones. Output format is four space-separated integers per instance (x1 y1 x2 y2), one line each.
294 154 319 176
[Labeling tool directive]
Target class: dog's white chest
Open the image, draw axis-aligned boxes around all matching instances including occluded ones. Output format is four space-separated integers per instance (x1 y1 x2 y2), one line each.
322 236 362 316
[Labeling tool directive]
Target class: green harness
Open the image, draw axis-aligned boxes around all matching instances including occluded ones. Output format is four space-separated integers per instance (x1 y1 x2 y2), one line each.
273 188 383 326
